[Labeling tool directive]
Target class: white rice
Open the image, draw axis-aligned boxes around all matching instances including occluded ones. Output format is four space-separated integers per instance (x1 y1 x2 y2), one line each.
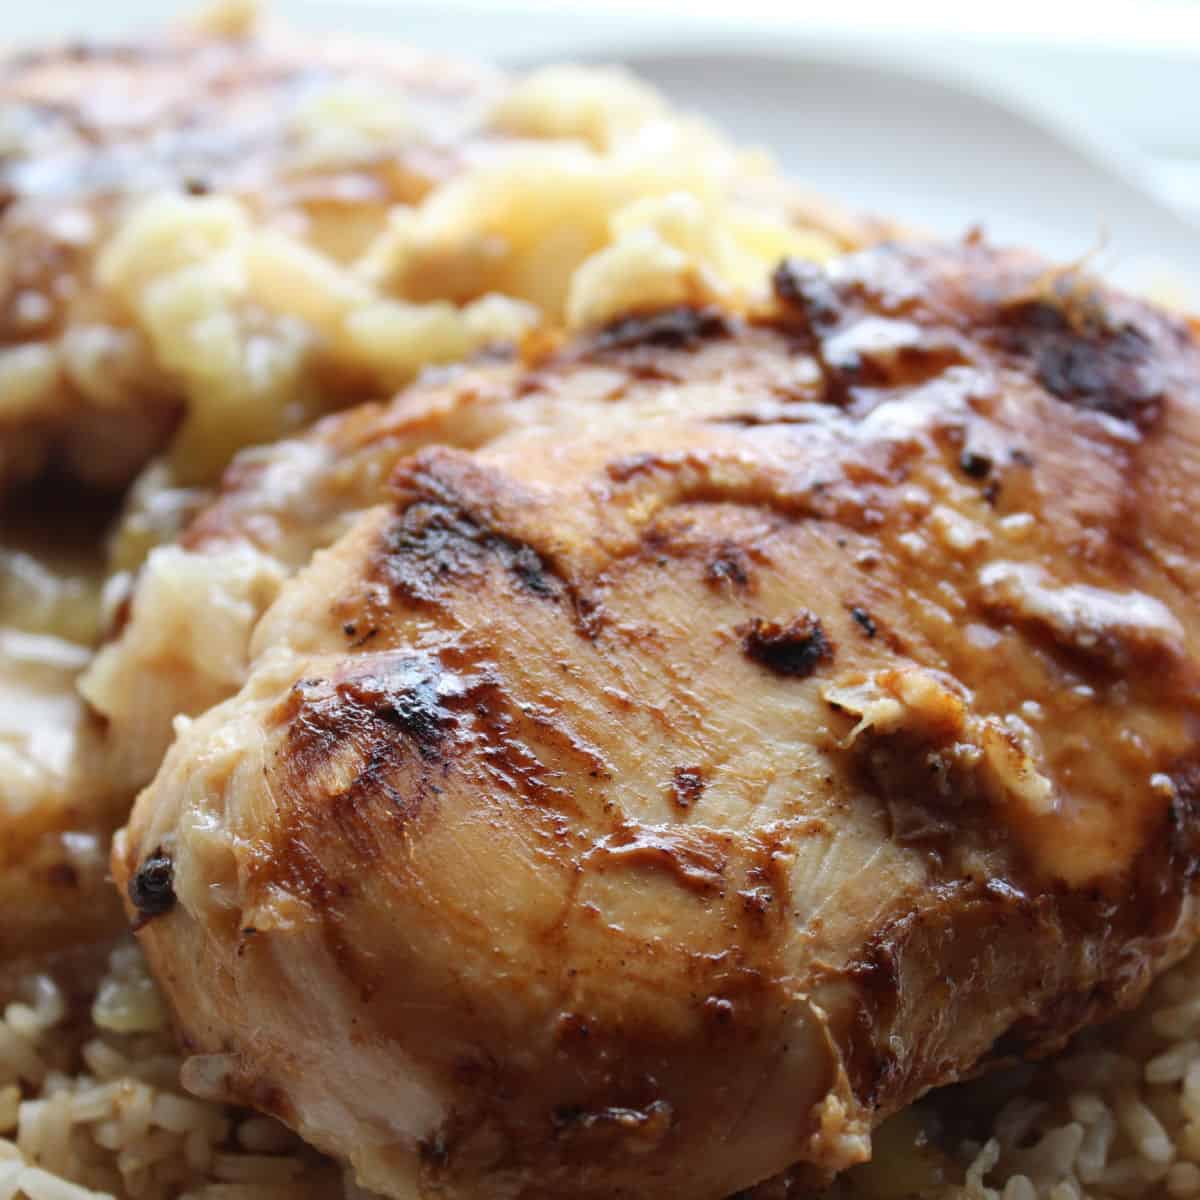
7 936 1200 1198
0 943 346 1200
859 946 1200 1200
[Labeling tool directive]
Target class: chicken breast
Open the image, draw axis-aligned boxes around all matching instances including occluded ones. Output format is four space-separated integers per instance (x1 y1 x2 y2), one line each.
80 356 554 793
83 308 841 792
115 239 1200 1198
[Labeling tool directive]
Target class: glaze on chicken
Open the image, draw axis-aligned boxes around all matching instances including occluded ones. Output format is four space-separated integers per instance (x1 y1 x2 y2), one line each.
115 240 1200 1198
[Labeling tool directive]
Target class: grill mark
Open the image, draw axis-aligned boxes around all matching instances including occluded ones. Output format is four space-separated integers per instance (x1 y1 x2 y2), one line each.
377 457 620 640
378 498 561 605
995 297 1166 430
772 258 858 407
592 306 732 354
282 655 458 786
281 652 604 851
849 605 877 638
671 766 706 810
771 257 968 406
772 258 845 330
337 666 449 758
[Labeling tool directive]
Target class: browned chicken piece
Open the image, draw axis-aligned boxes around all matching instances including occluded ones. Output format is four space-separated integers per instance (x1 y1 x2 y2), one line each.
83 315 835 791
114 238 1200 1199
0 24 502 489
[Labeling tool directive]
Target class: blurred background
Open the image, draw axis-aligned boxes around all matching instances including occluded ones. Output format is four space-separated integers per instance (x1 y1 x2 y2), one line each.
11 0 1200 299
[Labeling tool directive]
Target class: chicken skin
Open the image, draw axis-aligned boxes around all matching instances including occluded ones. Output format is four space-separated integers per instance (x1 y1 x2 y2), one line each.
84 301 872 793
115 240 1200 1199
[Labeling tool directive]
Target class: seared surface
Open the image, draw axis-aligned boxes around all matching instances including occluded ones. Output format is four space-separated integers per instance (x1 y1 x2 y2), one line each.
116 240 1200 1198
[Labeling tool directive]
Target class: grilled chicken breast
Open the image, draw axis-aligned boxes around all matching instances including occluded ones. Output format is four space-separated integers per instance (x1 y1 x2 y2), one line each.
80 354 553 794
9 12 869 955
115 240 1200 1199
86 305 862 791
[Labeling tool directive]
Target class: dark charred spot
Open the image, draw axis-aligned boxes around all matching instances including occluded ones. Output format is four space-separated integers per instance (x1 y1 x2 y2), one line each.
1010 447 1035 468
338 666 448 755
183 177 210 196
772 258 843 330
342 622 357 637
707 548 750 588
419 1132 450 1169
849 606 877 638
128 848 175 928
593 306 731 354
380 498 560 604
743 613 833 678
997 297 1165 429
958 448 992 479
671 766 706 810
1162 760 1200 889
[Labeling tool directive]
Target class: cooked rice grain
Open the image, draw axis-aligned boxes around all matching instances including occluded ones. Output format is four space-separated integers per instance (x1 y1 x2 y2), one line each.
883 946 1200 1200
0 944 343 1200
